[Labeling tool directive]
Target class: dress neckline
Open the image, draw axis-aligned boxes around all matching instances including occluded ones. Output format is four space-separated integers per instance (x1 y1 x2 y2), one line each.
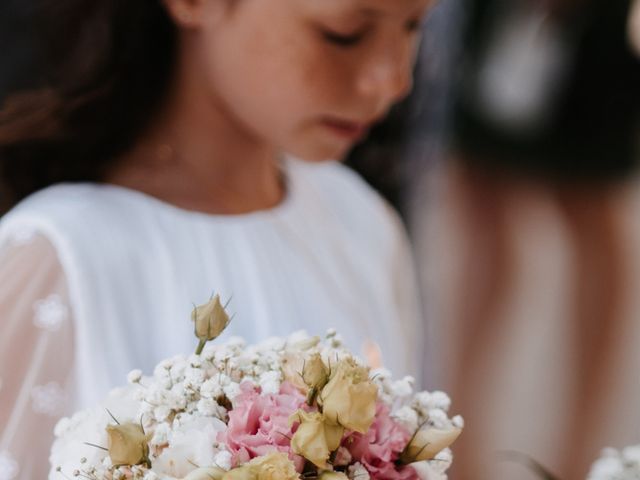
95 158 300 224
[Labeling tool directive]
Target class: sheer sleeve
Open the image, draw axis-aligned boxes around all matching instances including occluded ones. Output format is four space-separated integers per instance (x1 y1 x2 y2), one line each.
0 232 74 480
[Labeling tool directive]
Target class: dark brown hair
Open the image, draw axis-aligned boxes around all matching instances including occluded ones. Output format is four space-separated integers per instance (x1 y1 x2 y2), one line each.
0 0 418 215
0 0 177 213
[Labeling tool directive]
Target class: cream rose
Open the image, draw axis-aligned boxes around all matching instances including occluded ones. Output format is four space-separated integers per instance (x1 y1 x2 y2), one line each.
289 410 344 469
400 427 462 463
318 357 377 433
182 467 226 480
192 295 231 354
106 422 151 467
223 453 299 480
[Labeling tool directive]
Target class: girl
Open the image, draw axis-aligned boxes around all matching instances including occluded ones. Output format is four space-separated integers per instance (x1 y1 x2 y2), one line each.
0 0 432 478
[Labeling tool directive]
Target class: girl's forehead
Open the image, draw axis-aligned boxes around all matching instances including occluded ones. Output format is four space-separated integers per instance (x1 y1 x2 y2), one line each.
297 0 433 18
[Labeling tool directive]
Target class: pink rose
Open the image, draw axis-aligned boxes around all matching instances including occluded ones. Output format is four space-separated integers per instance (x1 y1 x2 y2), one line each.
344 402 418 480
219 382 308 471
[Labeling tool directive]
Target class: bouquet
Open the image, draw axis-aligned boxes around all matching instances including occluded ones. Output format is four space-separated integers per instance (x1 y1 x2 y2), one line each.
50 296 463 480
587 446 640 480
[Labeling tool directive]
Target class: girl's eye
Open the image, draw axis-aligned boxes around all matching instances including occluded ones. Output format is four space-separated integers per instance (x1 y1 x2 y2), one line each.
322 29 366 48
406 18 423 33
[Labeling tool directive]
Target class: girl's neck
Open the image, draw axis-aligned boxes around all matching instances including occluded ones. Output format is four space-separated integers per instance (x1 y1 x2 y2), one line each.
106 52 285 216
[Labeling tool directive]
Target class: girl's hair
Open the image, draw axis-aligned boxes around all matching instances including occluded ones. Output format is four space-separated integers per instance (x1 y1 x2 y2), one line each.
0 0 416 215
346 101 414 212
0 0 177 213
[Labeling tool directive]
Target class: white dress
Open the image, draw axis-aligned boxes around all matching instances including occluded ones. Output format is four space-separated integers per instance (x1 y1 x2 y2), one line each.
0 158 423 480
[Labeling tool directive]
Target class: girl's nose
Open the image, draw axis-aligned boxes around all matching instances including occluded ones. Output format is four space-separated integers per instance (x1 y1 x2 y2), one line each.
356 39 415 107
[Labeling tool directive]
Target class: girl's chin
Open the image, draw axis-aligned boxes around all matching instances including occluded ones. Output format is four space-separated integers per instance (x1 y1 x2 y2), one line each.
285 139 356 163
293 155 342 164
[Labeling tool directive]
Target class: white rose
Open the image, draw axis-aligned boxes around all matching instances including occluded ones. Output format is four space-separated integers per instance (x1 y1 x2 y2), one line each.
153 415 226 478
214 450 233 471
49 387 139 479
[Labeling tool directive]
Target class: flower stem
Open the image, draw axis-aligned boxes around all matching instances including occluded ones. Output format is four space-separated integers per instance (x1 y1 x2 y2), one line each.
195 339 207 355
306 386 318 406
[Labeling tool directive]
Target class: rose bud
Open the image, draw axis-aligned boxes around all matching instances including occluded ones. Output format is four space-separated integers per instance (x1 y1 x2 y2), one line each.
192 294 231 354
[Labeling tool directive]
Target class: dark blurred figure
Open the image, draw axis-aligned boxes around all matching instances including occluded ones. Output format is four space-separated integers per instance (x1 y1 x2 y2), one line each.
0 1 42 103
454 0 639 182
429 0 640 479
345 94 415 212
346 0 461 216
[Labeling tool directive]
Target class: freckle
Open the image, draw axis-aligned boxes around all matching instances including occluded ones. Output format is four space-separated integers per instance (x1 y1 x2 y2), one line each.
156 144 174 163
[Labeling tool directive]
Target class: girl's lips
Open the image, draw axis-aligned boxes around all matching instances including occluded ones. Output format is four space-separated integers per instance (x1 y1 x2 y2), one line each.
321 118 372 141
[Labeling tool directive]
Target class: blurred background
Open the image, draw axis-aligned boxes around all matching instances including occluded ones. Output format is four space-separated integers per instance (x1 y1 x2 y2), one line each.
350 0 640 478
2 0 640 479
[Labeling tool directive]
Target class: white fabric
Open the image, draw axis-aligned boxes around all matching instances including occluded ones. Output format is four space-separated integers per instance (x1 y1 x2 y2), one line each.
0 158 423 480
0 235 73 480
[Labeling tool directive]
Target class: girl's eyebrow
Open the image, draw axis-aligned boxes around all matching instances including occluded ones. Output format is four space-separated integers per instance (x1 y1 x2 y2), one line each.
358 7 384 18
356 0 432 20
305 0 428 20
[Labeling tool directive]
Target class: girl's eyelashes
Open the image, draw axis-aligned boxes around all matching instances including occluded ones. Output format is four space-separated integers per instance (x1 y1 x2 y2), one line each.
406 18 424 33
321 28 368 48
320 16 425 48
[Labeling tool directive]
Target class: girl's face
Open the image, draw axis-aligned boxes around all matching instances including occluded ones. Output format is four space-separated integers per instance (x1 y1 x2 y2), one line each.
168 0 432 161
